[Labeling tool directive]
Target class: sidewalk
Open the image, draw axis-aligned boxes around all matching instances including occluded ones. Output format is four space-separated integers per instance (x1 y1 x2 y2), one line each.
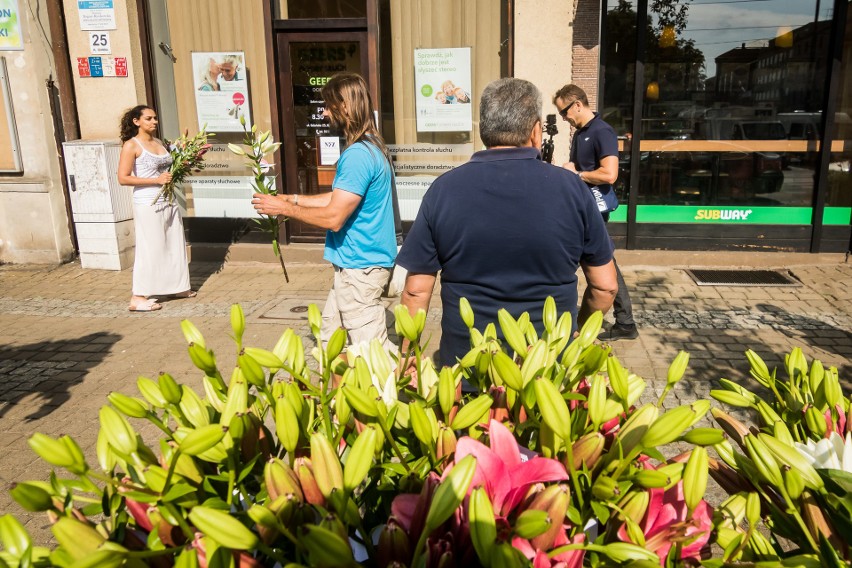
1 248 850 543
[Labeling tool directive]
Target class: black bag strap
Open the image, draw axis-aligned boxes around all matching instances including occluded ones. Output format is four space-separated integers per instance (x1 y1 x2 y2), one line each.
360 138 404 246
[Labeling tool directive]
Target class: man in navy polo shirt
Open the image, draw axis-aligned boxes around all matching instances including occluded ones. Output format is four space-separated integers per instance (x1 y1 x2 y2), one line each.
554 84 639 341
395 78 618 366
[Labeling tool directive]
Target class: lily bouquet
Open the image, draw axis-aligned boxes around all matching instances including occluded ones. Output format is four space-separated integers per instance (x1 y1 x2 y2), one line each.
2 298 848 567
154 127 214 205
229 119 288 282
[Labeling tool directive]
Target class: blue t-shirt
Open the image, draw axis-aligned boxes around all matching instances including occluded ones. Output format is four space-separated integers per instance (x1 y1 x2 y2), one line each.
396 146 613 365
324 141 397 269
570 113 619 209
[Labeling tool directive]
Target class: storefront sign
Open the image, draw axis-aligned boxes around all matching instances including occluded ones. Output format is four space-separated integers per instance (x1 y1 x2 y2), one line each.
393 162 455 174
189 176 267 218
191 51 252 133
76 56 126 77
414 48 472 133
194 143 249 172
636 206 813 225
387 143 473 159
290 42 361 137
77 0 116 31
824 207 852 226
0 0 24 51
395 175 437 220
89 31 110 54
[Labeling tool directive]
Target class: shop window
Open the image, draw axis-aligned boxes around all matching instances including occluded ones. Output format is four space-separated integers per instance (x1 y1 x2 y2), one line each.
277 0 367 19
379 0 507 221
826 1 852 219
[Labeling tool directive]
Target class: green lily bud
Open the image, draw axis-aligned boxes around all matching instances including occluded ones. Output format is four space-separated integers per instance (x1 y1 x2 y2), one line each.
491 351 523 391
683 446 709 511
666 350 690 387
450 394 493 431
158 372 183 405
424 454 477 532
534 377 571 442
136 376 167 408
189 506 258 550
107 392 149 418
469 487 497 564
310 432 344 499
343 426 378 492
180 424 226 456
10 482 53 512
275 397 301 455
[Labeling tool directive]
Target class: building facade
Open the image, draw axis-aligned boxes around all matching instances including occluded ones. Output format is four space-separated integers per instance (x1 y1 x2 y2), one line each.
1 0 849 265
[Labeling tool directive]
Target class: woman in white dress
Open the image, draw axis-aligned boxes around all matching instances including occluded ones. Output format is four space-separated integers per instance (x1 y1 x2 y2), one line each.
117 105 195 312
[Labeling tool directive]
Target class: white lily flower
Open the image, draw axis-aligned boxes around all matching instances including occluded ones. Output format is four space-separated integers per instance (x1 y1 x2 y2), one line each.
794 431 852 472
346 340 398 408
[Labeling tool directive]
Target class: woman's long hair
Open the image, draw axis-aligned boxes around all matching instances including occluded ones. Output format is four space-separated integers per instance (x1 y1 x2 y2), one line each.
119 105 152 143
321 73 386 154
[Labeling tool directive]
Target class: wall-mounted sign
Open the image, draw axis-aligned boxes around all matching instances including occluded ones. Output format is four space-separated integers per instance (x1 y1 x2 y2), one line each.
190 176 266 218
76 56 126 77
0 0 24 51
414 48 472 133
191 51 251 133
89 31 110 54
77 0 116 31
319 136 340 165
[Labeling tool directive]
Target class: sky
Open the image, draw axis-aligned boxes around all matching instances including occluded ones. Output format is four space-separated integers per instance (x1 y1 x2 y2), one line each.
645 0 830 73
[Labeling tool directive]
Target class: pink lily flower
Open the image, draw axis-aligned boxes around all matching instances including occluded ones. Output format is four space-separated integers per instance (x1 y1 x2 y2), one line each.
618 481 712 565
450 419 569 517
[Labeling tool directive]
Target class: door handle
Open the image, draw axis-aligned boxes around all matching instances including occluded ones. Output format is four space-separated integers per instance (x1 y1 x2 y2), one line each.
69 174 76 192
159 42 177 63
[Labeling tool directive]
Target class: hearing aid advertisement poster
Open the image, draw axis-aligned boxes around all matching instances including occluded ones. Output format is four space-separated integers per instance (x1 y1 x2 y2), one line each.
192 52 252 132
414 48 472 133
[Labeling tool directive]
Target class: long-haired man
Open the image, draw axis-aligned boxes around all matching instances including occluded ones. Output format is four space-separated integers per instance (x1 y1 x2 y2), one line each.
252 73 396 350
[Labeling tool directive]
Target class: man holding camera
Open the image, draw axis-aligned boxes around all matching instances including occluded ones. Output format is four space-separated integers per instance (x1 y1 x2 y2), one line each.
396 78 617 366
554 84 639 341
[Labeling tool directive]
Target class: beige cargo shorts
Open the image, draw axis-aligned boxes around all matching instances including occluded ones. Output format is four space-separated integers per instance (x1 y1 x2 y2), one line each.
321 266 393 351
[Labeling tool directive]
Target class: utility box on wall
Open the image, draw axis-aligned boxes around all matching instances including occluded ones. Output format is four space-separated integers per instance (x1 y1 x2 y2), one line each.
63 140 135 270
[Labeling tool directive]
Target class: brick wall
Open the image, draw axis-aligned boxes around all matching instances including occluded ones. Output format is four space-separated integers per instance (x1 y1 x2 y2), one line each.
572 0 601 109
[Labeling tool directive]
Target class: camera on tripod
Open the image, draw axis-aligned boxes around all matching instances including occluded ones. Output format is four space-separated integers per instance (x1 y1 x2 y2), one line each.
541 113 558 164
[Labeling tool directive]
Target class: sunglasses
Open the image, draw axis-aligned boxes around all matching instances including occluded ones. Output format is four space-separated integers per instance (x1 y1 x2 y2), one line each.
558 100 578 118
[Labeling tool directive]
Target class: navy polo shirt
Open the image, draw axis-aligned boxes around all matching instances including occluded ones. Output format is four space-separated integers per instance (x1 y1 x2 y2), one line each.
570 113 619 197
396 146 613 365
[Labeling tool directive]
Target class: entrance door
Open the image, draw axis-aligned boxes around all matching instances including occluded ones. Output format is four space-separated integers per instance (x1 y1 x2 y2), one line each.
277 32 371 241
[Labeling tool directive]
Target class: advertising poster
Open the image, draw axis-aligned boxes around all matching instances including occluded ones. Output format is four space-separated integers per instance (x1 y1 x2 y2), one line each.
0 0 24 51
191 52 251 133
414 48 472 133
77 0 116 31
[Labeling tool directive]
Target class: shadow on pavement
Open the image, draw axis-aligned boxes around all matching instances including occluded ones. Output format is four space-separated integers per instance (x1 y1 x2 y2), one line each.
755 302 852 387
0 332 121 421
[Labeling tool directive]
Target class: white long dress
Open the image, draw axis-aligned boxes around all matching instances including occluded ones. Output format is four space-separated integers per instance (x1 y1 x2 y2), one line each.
130 138 190 297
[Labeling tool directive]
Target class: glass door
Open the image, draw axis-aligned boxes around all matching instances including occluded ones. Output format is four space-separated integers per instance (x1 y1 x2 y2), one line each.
277 32 370 241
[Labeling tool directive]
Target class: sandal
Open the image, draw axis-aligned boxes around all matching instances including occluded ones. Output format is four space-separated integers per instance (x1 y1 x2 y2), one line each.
129 299 162 312
173 290 198 299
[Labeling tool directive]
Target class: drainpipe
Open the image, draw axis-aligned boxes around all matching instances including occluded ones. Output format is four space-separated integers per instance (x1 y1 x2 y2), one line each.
45 0 81 255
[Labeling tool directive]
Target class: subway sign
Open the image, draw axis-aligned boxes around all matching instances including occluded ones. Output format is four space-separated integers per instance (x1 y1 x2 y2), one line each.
605 206 851 225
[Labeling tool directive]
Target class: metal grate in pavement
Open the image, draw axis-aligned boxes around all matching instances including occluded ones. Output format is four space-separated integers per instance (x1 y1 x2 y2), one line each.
684 269 801 287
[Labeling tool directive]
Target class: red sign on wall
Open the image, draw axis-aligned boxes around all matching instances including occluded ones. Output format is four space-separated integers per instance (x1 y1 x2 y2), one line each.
114 57 127 77
77 57 91 78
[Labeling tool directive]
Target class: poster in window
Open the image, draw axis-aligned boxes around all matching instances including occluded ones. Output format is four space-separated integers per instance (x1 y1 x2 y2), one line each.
0 0 24 50
414 48 472 133
191 52 252 133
